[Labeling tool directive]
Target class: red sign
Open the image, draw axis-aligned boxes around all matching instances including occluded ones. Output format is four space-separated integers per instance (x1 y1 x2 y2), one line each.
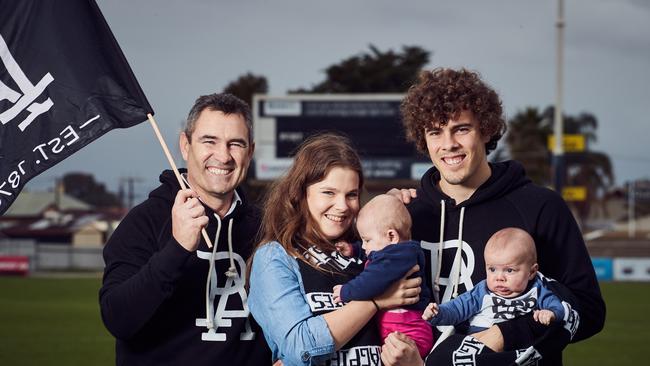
0 256 29 275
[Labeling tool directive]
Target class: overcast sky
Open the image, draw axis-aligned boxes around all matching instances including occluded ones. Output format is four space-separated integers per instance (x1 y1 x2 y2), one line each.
25 0 650 201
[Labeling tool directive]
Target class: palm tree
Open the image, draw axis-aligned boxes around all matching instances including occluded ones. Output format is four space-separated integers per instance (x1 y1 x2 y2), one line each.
501 107 553 186
502 106 614 224
558 108 614 222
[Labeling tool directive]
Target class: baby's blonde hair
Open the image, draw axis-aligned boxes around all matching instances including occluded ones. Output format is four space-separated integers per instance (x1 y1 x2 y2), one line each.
485 227 537 264
357 194 412 240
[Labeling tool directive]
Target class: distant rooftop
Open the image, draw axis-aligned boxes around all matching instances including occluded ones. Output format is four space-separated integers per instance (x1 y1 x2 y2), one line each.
3 191 91 217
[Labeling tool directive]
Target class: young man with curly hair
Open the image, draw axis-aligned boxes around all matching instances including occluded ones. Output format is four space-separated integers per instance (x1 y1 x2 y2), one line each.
383 68 605 366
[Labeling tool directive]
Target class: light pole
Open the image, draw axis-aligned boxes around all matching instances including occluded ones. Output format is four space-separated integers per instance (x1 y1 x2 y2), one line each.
628 180 636 238
553 0 565 193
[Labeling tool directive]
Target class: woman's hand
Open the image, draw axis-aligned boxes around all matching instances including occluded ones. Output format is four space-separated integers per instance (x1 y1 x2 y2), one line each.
381 332 425 366
332 285 343 304
334 241 355 257
374 265 421 310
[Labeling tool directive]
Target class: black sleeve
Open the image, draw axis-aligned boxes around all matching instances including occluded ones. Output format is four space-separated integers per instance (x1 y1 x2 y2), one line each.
98 202 192 339
531 190 606 341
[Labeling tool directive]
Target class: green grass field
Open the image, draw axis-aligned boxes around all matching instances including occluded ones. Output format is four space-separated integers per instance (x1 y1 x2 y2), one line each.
0 277 647 365
564 282 650 364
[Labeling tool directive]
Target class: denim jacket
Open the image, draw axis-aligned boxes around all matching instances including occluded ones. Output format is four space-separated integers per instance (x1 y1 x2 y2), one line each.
248 242 336 366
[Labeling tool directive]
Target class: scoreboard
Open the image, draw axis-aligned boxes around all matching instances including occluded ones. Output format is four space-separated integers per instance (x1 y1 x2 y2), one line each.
252 94 431 180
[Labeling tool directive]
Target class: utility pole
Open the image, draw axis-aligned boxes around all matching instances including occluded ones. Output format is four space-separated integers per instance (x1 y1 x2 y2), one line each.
119 176 143 209
553 0 565 193
54 177 62 210
628 180 636 238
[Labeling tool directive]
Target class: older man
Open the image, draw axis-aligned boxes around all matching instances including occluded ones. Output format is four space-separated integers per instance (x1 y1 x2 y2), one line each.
100 93 271 365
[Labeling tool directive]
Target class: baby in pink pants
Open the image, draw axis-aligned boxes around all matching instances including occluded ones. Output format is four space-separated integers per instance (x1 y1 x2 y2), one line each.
333 195 434 358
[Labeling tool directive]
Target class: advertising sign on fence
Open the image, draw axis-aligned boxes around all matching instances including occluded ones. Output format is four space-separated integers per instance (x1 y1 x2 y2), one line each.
613 258 650 282
0 255 29 275
591 257 613 281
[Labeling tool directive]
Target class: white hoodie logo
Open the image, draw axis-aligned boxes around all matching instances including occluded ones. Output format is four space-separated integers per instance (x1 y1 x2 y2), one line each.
195 250 255 342
421 239 476 302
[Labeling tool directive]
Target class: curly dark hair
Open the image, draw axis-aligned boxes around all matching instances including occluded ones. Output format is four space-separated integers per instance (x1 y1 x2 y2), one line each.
400 68 506 155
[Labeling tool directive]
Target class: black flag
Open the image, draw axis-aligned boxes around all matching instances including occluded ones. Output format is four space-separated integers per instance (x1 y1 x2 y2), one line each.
0 0 153 214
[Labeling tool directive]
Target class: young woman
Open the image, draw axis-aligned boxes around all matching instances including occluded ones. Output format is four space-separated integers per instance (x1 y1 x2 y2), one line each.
248 133 422 366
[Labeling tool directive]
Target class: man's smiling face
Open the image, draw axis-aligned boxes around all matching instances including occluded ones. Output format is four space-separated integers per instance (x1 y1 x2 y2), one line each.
180 109 253 201
424 110 491 191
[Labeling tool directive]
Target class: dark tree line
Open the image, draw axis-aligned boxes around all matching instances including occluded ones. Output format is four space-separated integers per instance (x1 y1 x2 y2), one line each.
222 45 431 100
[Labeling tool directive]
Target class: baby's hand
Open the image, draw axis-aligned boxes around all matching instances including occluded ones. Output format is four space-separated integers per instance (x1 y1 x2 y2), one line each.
333 285 343 304
422 302 439 320
335 241 354 257
533 309 556 325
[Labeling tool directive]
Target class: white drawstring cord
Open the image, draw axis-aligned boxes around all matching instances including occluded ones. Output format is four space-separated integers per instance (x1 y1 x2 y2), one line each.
432 202 466 351
225 219 237 278
205 215 221 331
433 200 446 304
451 207 466 299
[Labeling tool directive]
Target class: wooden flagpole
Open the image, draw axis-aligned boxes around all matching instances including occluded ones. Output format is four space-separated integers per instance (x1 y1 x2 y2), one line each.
147 113 214 248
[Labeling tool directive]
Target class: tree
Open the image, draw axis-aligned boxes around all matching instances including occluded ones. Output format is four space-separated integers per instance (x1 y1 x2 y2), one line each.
62 172 122 208
501 106 614 224
292 45 430 93
223 72 268 107
501 107 553 185
561 109 614 221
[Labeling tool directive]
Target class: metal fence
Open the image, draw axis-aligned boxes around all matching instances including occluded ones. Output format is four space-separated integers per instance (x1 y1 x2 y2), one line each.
0 239 104 272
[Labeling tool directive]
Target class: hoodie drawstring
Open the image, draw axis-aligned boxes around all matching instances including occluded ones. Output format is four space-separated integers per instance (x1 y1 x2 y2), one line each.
205 214 238 331
205 215 222 331
451 207 465 299
433 200 446 304
225 219 237 277
434 200 466 301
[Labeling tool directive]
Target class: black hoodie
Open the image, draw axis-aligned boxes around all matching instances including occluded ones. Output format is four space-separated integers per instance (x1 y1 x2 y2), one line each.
99 169 271 365
409 161 605 362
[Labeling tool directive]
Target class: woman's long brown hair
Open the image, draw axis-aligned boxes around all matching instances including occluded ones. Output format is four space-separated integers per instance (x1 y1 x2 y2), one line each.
248 132 364 278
